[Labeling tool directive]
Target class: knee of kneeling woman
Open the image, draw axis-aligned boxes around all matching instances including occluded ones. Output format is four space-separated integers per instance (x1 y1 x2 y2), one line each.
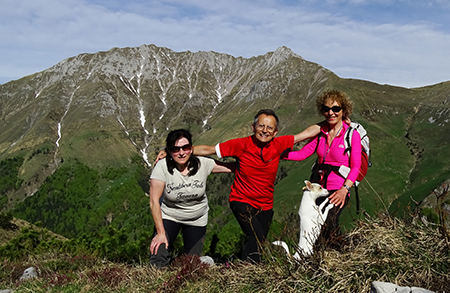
149 245 170 269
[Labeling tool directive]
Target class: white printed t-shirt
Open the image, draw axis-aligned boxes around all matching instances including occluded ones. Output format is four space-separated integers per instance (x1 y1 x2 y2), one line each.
150 156 215 227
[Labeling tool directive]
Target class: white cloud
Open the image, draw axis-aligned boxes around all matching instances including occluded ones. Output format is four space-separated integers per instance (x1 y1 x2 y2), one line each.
0 0 449 88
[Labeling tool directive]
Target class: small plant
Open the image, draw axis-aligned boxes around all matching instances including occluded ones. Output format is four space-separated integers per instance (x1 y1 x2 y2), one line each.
159 255 210 292
46 272 74 287
84 266 130 289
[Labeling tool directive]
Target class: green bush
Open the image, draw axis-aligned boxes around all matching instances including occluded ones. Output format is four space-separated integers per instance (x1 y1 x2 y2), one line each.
0 156 24 196
13 162 100 238
0 227 66 260
0 212 13 229
420 207 439 224
102 166 129 180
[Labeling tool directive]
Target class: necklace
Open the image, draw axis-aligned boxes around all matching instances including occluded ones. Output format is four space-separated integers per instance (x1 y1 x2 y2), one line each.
323 123 344 161
328 123 343 146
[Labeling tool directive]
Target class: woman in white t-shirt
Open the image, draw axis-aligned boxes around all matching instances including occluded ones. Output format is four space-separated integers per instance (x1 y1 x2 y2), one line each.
149 129 234 268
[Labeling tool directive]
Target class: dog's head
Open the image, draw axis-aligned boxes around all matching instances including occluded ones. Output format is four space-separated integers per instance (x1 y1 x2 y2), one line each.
302 180 329 198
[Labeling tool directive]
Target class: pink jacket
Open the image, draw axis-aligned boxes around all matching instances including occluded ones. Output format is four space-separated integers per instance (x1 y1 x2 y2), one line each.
284 123 362 191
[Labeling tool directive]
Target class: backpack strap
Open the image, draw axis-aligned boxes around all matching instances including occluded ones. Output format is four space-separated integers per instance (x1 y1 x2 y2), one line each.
343 125 354 156
314 131 322 154
355 185 360 215
343 125 362 215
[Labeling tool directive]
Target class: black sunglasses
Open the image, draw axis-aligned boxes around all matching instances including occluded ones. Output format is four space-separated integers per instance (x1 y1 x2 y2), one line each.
171 144 192 153
321 105 342 113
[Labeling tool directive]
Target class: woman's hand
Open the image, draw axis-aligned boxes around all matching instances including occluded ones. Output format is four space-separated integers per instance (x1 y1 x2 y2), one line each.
150 233 168 255
329 186 348 209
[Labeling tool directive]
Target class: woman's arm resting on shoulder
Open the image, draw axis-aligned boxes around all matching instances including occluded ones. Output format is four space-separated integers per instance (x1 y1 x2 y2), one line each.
149 178 168 255
293 123 323 144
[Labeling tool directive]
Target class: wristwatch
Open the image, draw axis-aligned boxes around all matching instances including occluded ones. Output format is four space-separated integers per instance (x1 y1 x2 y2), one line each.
343 184 351 191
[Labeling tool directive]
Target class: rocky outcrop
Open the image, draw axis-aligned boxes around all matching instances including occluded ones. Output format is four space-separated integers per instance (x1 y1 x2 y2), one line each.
19 267 38 281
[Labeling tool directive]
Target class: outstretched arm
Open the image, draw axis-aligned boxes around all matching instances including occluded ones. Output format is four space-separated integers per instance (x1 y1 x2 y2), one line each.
293 123 322 144
153 144 217 165
212 160 236 173
192 145 216 156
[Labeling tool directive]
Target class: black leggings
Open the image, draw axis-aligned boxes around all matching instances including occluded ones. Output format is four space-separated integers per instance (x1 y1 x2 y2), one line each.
315 190 350 245
230 201 274 263
149 219 206 268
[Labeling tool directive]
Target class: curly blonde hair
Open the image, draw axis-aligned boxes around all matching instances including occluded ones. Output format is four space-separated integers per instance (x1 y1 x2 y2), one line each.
316 89 353 119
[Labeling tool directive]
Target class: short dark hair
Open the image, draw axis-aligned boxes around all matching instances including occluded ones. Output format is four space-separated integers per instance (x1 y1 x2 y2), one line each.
253 109 279 129
165 129 200 176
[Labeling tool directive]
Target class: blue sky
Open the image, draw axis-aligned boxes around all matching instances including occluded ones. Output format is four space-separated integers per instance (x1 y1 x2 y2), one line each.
1 0 449 88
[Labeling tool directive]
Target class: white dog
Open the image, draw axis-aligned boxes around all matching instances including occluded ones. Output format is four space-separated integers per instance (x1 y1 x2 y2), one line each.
273 180 333 259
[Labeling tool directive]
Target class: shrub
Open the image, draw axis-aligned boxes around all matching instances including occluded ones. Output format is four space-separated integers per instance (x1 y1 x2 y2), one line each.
0 212 13 229
420 207 439 224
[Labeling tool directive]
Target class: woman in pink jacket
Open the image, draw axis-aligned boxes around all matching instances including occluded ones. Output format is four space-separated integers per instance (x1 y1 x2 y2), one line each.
283 89 361 246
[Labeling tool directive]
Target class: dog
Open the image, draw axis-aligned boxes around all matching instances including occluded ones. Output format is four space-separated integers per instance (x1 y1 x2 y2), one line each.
273 180 333 259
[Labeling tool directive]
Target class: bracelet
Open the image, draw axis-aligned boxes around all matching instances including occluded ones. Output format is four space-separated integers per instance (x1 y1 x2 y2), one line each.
343 184 351 191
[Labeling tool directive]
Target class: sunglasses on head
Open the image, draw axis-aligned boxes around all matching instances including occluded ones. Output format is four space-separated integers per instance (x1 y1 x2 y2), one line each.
171 143 192 153
321 105 342 113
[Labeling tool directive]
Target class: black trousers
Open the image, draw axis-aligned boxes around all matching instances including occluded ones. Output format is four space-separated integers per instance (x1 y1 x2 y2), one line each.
149 219 206 268
315 190 350 246
230 201 274 263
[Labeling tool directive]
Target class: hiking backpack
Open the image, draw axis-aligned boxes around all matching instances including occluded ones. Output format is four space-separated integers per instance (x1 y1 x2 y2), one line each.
344 121 371 185
343 121 371 214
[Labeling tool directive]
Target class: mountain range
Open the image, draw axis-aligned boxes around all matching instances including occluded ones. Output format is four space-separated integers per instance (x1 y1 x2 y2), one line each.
1 44 450 239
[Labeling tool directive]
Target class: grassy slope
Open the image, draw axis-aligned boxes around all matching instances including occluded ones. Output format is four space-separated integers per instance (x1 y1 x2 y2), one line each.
1 215 449 292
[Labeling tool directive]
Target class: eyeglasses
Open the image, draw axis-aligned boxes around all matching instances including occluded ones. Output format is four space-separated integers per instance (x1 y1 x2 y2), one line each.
255 124 276 133
321 105 342 113
171 144 192 153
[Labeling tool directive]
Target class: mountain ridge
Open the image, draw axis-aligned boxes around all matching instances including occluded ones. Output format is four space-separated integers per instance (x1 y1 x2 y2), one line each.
1 44 450 239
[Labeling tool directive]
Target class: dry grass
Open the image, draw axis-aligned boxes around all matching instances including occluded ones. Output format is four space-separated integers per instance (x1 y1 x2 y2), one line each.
1 214 449 292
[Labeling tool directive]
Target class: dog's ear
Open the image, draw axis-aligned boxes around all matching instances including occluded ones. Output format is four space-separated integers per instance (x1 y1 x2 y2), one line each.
304 180 312 191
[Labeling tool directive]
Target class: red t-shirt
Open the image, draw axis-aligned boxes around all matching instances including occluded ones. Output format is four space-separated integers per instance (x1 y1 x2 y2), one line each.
217 135 294 210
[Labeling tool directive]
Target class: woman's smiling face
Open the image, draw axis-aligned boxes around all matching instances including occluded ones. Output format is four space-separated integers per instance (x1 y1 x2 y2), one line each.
322 99 343 126
170 137 192 167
